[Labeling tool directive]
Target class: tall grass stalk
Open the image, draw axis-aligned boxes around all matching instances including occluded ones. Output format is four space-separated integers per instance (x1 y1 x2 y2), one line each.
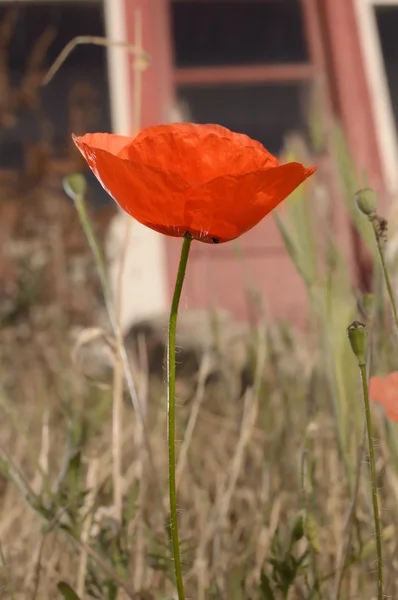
275 138 361 490
0 539 15 600
370 216 398 334
347 323 383 600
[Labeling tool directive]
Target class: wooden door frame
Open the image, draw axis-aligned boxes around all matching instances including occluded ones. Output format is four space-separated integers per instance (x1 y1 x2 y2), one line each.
354 0 398 196
321 0 383 191
104 0 132 135
104 0 170 328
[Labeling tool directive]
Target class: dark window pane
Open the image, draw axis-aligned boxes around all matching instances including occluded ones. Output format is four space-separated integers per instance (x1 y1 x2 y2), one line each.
177 82 310 154
375 7 398 136
171 0 308 68
0 1 112 205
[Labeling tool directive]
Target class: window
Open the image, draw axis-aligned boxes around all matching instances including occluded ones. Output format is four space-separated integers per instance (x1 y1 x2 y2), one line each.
171 0 313 155
177 82 310 154
0 1 112 205
375 5 398 135
172 0 308 67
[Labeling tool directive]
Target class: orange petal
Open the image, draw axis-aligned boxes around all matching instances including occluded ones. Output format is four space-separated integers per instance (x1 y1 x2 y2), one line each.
72 138 189 228
119 123 278 185
73 133 134 157
386 372 398 387
183 162 316 242
369 376 387 405
370 373 398 422
386 406 398 423
133 122 270 155
72 126 316 243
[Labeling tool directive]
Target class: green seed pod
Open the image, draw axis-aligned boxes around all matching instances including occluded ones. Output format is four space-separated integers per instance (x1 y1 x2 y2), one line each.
355 188 378 216
347 321 368 366
63 173 87 202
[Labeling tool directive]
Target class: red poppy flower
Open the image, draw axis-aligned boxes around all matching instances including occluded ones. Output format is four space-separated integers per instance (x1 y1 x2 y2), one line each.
72 123 316 244
369 372 398 422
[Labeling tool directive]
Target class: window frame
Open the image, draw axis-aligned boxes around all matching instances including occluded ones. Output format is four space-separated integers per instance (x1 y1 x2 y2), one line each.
171 0 324 159
355 0 398 194
172 0 315 87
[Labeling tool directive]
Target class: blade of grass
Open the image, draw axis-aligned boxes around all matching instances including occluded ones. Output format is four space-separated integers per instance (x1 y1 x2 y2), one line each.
0 539 15 600
63 176 159 491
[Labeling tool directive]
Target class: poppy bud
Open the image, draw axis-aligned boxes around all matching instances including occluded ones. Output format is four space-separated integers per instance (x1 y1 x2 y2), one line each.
63 173 87 202
347 321 368 366
355 188 378 216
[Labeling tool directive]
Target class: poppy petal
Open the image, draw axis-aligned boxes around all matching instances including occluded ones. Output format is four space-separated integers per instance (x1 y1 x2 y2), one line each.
74 133 134 156
73 138 189 228
370 373 398 422
183 162 316 242
387 372 398 386
133 122 271 157
118 123 278 185
369 376 387 405
386 406 398 422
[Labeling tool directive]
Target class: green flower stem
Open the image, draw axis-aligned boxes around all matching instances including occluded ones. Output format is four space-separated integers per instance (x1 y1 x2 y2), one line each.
167 234 192 600
370 218 398 333
359 362 383 600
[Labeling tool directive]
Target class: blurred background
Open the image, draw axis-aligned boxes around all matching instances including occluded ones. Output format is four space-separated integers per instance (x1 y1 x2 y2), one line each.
2 0 398 330
2 3 398 598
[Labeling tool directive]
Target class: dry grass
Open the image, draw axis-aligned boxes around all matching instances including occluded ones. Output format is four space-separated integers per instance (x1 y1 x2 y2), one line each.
1 257 398 600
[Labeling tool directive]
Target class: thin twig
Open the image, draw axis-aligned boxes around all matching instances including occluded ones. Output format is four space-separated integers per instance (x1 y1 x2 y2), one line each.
42 36 150 86
176 353 212 492
73 536 136 598
77 458 99 597
71 191 159 487
131 9 143 136
0 538 15 600
31 409 50 495
133 333 149 591
195 323 267 581
27 534 47 600
331 420 366 600
113 217 132 525
370 216 398 334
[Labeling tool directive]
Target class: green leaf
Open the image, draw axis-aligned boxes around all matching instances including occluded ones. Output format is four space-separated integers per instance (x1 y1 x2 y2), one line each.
290 511 305 544
57 581 82 600
259 571 275 600
304 513 320 554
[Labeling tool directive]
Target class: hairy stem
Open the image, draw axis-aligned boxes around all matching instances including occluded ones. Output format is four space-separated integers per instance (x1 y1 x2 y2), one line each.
359 363 383 600
167 234 192 600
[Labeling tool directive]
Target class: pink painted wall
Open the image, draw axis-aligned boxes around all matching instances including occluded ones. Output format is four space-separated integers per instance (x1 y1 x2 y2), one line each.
123 0 385 324
165 216 310 325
